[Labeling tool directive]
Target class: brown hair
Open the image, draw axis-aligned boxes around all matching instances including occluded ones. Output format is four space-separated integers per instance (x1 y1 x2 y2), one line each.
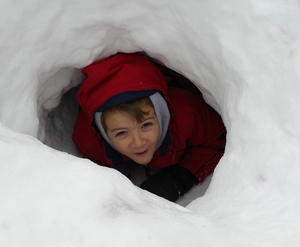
101 97 154 131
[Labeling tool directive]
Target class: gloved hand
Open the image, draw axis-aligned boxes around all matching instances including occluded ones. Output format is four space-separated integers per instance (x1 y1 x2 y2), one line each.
140 165 196 202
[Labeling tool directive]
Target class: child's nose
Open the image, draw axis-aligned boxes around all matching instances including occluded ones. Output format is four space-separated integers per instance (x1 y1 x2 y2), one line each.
131 133 145 148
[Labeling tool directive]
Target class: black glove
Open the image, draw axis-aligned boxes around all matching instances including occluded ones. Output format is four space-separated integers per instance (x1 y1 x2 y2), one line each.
140 165 196 202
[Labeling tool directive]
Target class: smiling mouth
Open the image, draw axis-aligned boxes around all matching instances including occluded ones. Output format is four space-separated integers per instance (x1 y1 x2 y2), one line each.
135 150 148 155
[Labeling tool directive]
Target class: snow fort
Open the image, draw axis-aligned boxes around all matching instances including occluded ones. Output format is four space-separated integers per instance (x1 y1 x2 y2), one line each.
0 0 300 246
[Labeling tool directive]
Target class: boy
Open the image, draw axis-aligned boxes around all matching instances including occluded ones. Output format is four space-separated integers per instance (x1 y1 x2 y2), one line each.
72 53 226 202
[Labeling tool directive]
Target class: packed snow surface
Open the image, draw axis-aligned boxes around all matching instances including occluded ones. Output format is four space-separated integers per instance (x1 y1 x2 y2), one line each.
1 0 300 246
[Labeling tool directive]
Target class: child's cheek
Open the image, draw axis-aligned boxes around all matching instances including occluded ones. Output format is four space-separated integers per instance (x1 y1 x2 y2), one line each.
113 140 128 154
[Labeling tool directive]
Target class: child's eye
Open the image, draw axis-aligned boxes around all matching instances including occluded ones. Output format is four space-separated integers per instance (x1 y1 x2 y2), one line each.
142 122 153 129
115 131 127 137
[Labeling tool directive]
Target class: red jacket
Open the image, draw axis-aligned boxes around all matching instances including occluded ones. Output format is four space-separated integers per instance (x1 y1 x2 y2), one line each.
72 53 226 182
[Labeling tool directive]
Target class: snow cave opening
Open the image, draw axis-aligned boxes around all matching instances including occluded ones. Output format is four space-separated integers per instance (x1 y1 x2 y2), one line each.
40 54 226 204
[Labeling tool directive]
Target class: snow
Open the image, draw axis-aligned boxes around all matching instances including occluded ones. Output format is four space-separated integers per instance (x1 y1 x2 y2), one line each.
1 0 300 246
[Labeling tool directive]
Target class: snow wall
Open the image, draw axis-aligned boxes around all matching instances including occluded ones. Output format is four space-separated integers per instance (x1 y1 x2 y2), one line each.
1 0 300 246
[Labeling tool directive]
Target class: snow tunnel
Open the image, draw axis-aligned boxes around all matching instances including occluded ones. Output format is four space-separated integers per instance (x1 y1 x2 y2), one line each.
38 55 224 205
1 0 300 246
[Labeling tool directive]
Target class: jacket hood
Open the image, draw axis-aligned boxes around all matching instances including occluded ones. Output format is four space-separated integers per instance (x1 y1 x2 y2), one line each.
77 53 170 122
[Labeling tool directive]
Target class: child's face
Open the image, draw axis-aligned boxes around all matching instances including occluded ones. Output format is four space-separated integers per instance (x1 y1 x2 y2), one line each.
104 105 160 165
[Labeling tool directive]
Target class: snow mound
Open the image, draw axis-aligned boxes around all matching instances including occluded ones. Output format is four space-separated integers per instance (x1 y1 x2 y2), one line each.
0 0 300 246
